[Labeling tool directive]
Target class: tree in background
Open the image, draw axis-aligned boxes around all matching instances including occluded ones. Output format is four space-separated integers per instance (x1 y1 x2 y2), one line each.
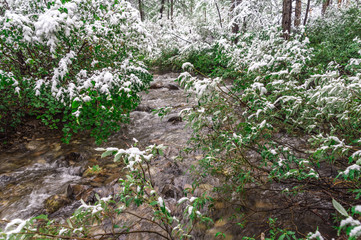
322 0 331 14
138 0 144 21
282 0 292 39
295 0 302 27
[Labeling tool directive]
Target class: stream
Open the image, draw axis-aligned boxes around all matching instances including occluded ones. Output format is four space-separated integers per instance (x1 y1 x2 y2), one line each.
0 72 199 224
0 73 337 239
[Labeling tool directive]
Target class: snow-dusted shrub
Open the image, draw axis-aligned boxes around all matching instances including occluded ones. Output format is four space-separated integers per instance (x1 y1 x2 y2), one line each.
0 0 152 143
307 6 361 69
176 21 361 236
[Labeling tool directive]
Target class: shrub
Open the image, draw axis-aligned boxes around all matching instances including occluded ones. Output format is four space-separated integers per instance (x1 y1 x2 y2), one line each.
307 6 361 72
176 24 361 236
0 0 152 143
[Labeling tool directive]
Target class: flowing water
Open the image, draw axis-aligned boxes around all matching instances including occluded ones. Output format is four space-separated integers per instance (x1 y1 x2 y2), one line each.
0 73 337 238
0 72 197 222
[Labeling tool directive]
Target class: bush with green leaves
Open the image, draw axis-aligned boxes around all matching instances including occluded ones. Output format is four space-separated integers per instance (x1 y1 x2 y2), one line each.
0 143 212 240
0 71 27 134
175 21 361 237
307 6 361 71
0 0 152 143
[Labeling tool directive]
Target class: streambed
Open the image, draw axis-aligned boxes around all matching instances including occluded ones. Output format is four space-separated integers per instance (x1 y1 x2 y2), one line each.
0 73 337 239
0 72 197 223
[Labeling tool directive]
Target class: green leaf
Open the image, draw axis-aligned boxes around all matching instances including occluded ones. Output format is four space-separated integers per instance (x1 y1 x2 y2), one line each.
95 193 101 201
150 201 158 206
215 232 225 238
332 198 348 217
278 234 286 240
67 219 73 228
101 150 115 158
34 214 48 220
72 100 80 109
114 152 122 162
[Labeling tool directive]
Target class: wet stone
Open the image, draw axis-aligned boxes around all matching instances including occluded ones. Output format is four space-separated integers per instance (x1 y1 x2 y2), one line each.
55 158 70 168
135 105 153 112
25 140 42 151
167 116 182 123
44 195 71 214
70 184 95 203
89 176 107 187
160 184 182 199
0 175 13 185
65 152 82 162
160 161 182 176
149 82 163 89
93 187 113 198
166 83 179 90
68 166 84 176
31 150 47 157
64 184 73 198
52 143 61 151
103 173 122 185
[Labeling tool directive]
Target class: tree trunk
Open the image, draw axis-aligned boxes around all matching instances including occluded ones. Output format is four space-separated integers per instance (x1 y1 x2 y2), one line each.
304 0 311 25
282 0 292 39
204 7 207 22
338 0 342 7
167 0 170 19
215 2 223 28
171 0 173 21
231 0 240 34
138 0 144 22
322 0 331 15
294 0 302 27
0 0 9 16
160 0 165 19
190 0 193 15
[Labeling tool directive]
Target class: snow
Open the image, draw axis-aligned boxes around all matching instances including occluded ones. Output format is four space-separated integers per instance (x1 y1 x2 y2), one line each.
178 197 189 204
308 230 324 240
355 205 361 213
341 164 361 176
1 0 151 121
251 82 267 95
4 218 29 236
158 197 164 208
182 62 194 70
189 197 197 202
350 226 361 238
187 206 194 215
340 216 361 228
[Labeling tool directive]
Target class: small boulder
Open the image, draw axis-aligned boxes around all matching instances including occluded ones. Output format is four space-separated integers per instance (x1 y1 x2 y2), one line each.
167 116 182 123
166 84 179 90
44 195 71 214
161 184 182 199
135 105 153 112
149 82 163 89
65 152 82 162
